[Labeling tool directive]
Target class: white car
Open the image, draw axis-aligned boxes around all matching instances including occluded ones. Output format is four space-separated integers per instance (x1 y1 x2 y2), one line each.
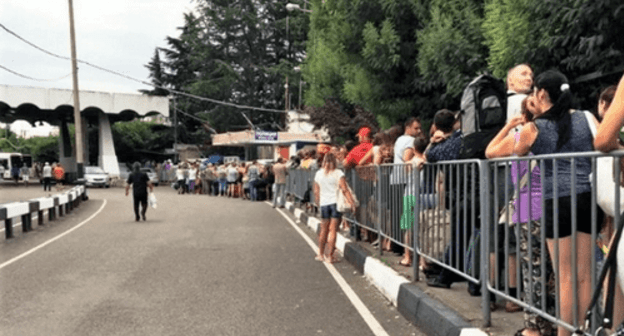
84 166 110 188
141 168 159 186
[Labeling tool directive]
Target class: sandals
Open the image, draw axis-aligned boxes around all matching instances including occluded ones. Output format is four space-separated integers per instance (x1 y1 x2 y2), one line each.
325 256 340 264
398 260 412 267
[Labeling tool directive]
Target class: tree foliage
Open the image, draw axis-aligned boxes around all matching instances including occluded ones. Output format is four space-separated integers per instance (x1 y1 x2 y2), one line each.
111 121 172 163
303 0 435 128
143 0 309 147
141 0 624 140
303 98 379 144
417 0 487 99
482 0 534 78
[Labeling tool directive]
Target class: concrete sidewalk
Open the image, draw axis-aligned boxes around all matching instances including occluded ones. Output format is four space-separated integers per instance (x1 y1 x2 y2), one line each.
279 200 525 336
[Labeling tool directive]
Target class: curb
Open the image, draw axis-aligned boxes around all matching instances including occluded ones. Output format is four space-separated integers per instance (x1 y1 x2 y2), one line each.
283 201 488 336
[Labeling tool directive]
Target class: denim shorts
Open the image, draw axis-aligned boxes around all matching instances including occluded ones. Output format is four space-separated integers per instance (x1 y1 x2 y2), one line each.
321 204 342 219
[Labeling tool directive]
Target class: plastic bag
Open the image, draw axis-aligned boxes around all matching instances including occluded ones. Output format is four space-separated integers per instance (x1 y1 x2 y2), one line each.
148 192 158 209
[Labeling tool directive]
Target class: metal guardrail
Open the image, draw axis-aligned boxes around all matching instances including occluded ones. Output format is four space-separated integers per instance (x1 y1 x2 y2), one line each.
0 185 87 239
285 151 624 335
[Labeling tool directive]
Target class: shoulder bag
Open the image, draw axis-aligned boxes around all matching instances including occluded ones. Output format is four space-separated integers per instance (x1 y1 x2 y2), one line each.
584 111 624 217
337 179 359 213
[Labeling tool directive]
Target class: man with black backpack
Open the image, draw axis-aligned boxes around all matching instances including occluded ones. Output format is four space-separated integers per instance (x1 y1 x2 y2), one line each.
425 74 509 292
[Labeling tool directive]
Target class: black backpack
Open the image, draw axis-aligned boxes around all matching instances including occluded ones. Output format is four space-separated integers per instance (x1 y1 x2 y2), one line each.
459 74 507 159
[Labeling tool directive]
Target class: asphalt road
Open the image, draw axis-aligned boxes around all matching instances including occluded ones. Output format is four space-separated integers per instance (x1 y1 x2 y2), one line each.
0 185 423 336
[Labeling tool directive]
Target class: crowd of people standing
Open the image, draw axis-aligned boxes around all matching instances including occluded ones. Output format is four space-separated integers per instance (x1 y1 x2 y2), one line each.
285 65 624 336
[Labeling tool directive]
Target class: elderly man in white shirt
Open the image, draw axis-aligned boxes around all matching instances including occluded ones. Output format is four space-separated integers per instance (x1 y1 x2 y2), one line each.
506 64 534 131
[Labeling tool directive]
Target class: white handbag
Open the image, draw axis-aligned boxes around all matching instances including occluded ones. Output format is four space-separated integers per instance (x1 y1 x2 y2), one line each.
336 183 359 213
584 111 624 217
148 192 158 209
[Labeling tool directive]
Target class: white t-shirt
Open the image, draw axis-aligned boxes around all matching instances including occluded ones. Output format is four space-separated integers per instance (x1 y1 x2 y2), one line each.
188 168 197 180
390 135 415 184
227 167 238 182
314 169 345 206
43 165 52 178
176 168 185 180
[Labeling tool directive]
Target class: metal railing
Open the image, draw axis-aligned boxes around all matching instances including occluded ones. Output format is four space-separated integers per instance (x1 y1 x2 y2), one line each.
285 151 624 335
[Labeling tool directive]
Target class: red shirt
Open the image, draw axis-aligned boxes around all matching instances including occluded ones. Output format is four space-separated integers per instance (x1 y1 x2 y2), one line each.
345 142 373 166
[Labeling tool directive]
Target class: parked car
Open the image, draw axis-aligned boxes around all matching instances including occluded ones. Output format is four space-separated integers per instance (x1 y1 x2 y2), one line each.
141 168 159 186
84 166 110 188
118 164 131 181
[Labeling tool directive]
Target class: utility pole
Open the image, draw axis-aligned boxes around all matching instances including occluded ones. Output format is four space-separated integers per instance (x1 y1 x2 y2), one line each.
68 0 83 179
173 97 178 163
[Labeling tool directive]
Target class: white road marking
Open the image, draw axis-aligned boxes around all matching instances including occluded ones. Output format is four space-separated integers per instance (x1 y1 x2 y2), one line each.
0 200 107 271
274 206 391 336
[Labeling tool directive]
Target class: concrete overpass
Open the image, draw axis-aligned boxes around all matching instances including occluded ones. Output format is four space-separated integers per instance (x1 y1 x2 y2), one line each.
0 85 169 177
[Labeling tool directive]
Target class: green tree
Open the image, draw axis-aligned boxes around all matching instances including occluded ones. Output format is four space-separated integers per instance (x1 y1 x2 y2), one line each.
140 49 169 97
143 0 310 146
522 0 624 109
482 0 535 78
303 0 436 129
111 121 171 163
417 0 487 100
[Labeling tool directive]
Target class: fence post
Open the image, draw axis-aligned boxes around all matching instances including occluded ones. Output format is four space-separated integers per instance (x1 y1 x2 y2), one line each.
1 207 12 239
413 165 421 282
480 160 491 328
377 165 383 257
351 170 359 240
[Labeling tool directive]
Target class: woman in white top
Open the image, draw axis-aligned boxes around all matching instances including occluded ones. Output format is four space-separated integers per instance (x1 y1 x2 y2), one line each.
226 163 239 197
313 152 356 263
594 74 624 334
187 163 197 193
176 164 186 195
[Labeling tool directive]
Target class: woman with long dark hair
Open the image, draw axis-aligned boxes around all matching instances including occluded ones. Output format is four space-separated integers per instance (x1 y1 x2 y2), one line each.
511 70 602 336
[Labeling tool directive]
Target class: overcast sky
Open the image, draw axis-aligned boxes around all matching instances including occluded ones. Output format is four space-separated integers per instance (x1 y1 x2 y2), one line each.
0 0 194 94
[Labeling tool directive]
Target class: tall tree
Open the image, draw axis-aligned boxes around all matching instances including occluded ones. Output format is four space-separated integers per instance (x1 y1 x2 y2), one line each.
303 0 436 130
140 49 169 96
417 0 487 101
482 0 535 78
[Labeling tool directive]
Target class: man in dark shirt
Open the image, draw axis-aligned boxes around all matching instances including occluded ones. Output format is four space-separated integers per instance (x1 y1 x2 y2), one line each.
424 110 477 289
125 162 154 221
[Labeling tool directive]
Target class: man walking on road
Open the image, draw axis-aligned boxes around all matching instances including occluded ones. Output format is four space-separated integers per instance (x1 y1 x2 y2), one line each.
272 157 288 208
125 162 154 222
20 163 30 187
42 162 52 191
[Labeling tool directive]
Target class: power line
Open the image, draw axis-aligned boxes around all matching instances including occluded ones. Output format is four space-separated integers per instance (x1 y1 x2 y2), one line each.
0 64 71 82
0 23 288 114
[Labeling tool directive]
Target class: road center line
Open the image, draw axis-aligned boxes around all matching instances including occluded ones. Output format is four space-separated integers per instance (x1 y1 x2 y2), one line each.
275 207 391 336
0 200 107 271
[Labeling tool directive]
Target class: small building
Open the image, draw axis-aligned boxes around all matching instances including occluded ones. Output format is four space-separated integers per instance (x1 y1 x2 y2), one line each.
211 111 329 161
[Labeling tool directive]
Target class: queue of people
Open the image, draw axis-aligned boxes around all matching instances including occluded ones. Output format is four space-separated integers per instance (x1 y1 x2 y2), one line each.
286 66 624 336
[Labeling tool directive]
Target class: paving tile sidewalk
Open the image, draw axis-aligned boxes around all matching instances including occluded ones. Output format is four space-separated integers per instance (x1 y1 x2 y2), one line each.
281 200 525 336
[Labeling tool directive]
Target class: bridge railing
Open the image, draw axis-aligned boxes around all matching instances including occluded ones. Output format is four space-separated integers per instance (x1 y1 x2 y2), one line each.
0 185 87 239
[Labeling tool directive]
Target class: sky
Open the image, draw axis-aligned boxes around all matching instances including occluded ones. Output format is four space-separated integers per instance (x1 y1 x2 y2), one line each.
0 0 194 136
0 0 194 94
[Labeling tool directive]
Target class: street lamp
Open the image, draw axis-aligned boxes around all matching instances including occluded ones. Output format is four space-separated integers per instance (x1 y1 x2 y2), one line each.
286 3 312 13
294 66 303 110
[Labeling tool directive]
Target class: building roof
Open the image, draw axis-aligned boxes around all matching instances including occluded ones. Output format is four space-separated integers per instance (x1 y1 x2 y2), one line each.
212 130 328 147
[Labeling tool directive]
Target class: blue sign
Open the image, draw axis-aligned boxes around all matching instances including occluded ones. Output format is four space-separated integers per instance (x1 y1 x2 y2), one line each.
255 131 278 142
